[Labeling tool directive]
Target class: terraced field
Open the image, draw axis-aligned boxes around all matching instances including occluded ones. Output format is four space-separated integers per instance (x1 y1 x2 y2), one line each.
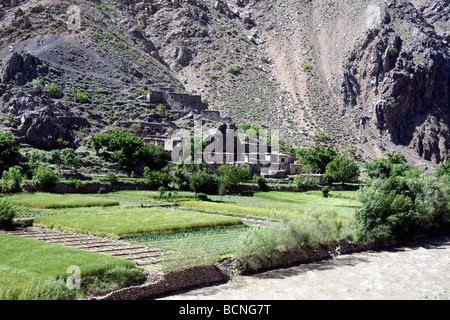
1 227 171 272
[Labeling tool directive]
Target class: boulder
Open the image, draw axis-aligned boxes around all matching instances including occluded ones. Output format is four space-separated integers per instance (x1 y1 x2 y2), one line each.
17 109 74 149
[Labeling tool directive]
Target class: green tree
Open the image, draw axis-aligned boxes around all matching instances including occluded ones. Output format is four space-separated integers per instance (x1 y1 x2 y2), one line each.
0 166 23 193
355 175 449 243
27 149 46 171
91 130 145 171
364 152 419 179
61 148 83 173
32 165 59 190
48 149 63 175
89 133 109 155
189 169 219 196
0 131 20 174
143 167 171 190
296 146 338 174
436 161 450 177
143 144 168 171
218 165 249 190
324 155 360 184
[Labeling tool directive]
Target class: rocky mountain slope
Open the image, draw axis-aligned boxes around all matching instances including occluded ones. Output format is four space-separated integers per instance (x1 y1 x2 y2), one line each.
0 0 448 168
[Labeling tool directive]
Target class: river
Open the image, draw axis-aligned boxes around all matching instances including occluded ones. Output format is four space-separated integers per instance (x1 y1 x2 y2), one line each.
159 234 450 300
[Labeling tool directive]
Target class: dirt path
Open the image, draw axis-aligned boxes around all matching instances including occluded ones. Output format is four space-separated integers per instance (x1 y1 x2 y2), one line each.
159 234 450 300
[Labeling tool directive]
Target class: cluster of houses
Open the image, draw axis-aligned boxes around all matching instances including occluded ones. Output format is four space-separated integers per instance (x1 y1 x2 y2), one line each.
138 84 325 184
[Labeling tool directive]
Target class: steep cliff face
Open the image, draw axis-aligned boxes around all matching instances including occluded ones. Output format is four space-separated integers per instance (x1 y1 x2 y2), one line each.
340 0 449 163
0 0 448 166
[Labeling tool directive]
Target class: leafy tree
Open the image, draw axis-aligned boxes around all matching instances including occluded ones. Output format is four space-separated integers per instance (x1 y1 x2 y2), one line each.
90 130 145 171
296 146 338 174
27 149 46 171
189 169 219 196
364 152 420 179
0 131 20 174
143 144 168 171
218 165 249 189
32 165 59 190
436 161 450 177
89 133 109 155
218 179 227 200
0 166 23 193
143 167 171 190
324 155 360 184
355 175 449 243
61 148 83 173
48 149 63 168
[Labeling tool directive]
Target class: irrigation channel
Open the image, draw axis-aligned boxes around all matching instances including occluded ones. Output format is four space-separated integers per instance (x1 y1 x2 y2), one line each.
159 234 450 300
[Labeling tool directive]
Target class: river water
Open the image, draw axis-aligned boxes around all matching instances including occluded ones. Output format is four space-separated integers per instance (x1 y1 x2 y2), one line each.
160 235 450 300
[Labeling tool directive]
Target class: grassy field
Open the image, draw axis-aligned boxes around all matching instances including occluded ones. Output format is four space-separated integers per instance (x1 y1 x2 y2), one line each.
125 225 252 257
0 233 144 300
34 206 243 238
3 192 119 209
1 189 361 298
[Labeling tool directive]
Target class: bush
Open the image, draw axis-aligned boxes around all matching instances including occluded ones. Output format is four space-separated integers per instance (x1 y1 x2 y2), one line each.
0 199 18 229
388 47 399 56
143 168 171 189
234 212 343 271
436 161 450 177
196 193 209 201
0 131 20 174
45 84 60 97
355 175 449 243
66 179 84 189
293 176 317 188
253 176 268 191
30 77 44 93
321 186 330 198
0 166 23 193
101 172 118 184
227 64 240 74
32 165 59 190
156 104 166 117
76 91 89 103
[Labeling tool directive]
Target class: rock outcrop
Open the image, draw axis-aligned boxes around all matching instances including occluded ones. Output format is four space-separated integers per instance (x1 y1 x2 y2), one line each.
15 108 75 149
340 0 450 163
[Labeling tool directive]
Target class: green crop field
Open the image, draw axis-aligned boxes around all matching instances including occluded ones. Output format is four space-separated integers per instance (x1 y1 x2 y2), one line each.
3 192 120 209
125 225 252 257
0 233 144 300
34 206 243 238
